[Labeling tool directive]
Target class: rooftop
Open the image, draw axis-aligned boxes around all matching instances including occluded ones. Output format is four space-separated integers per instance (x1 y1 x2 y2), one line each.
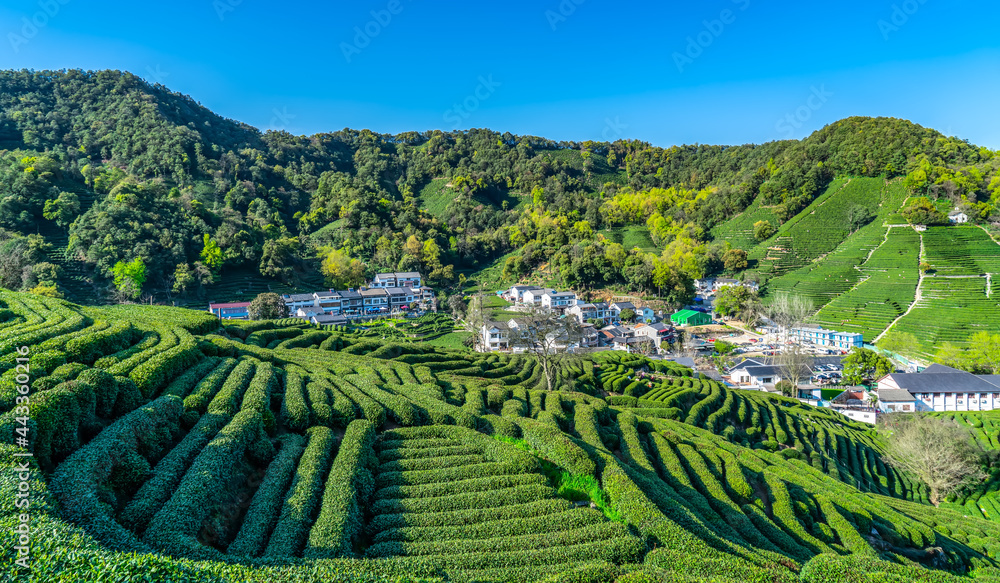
672 309 705 318
878 388 916 402
209 302 251 309
283 293 316 302
883 372 1000 394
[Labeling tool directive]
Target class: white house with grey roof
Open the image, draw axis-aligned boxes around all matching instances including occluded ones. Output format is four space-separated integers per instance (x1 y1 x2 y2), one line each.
480 321 511 352
728 358 812 389
542 290 577 311
948 210 969 224
371 272 422 288
507 284 544 303
877 364 1000 412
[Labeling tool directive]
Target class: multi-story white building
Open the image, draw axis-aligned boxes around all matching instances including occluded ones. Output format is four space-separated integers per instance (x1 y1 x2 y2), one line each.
790 326 864 349
542 290 577 311
480 321 510 352
371 272 422 288
877 364 1000 412
568 301 612 324
507 284 544 303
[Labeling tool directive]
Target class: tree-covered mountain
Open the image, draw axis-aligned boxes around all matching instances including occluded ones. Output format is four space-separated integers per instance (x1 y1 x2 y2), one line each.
0 69 996 304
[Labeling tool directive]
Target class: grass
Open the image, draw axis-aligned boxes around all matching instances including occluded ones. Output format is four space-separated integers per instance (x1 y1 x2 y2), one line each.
599 226 657 252
494 435 623 523
417 178 455 218
423 330 472 351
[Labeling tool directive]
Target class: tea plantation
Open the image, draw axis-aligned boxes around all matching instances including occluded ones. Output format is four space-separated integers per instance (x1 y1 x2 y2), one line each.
6 291 1000 582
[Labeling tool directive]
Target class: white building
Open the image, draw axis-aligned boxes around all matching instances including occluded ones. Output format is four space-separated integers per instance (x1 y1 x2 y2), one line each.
521 288 547 307
568 302 612 324
728 358 811 389
542 290 577 311
480 321 510 352
948 210 969 224
371 272 423 288
877 364 1000 412
609 302 635 320
508 285 544 303
790 326 864 349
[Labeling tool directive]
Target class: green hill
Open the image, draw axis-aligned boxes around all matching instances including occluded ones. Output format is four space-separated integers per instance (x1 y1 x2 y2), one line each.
0 68 996 312
6 291 1000 582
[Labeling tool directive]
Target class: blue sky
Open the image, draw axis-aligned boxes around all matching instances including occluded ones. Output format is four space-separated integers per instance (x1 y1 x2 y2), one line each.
1 0 999 148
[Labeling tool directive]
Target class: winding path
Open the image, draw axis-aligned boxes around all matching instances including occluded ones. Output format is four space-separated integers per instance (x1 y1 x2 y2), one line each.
874 228 925 343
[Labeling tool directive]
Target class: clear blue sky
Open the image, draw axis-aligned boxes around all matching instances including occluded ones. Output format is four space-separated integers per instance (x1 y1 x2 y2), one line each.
2 0 999 148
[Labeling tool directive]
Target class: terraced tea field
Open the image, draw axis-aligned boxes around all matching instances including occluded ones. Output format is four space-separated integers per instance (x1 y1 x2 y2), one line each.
747 178 905 280
923 226 1000 276
810 227 920 341
7 291 1000 582
709 192 784 251
888 277 1000 359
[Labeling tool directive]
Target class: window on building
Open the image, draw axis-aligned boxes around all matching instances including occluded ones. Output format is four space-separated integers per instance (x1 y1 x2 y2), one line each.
902 405 911 411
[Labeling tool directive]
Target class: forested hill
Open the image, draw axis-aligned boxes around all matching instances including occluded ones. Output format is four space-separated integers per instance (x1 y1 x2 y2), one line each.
0 68 996 305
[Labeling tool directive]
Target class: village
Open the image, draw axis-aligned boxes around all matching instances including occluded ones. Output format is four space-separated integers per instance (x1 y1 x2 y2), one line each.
477 279 1000 425
205 272 1000 426
207 271 437 326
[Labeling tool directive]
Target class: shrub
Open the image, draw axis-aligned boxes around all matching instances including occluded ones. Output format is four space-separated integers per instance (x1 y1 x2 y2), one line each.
240 361 276 413
119 411 233 533
515 417 596 476
227 433 307 557
182 358 238 413
49 396 183 553
159 357 220 399
304 419 378 559
281 368 310 432
144 410 269 560
331 377 387 427
265 425 338 558
205 359 257 416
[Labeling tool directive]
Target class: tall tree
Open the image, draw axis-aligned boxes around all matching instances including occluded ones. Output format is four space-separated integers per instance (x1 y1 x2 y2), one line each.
319 247 366 289
777 344 811 390
968 331 1000 374
507 306 583 391
841 347 894 386
247 292 287 320
881 414 985 506
766 293 814 341
111 258 146 302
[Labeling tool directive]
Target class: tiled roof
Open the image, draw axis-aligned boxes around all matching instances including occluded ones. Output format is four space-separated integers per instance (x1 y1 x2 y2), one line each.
284 293 316 302
885 372 1000 394
878 388 916 402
